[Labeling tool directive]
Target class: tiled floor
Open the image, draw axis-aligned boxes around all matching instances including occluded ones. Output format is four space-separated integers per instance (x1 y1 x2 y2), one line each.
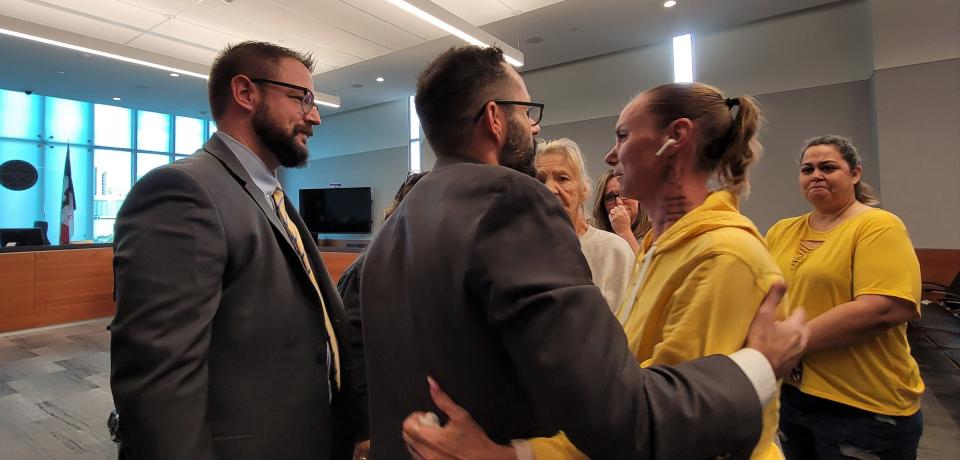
0 319 115 459
1 315 959 459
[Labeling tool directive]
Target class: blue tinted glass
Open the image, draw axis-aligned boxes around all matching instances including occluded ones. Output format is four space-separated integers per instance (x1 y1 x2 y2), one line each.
94 104 132 149
136 153 170 180
45 97 91 145
0 140 43 230
0 89 42 140
43 144 92 243
92 149 131 242
137 111 171 152
175 116 204 154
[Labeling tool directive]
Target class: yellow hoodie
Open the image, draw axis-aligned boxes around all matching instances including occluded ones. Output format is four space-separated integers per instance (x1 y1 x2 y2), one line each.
529 190 784 460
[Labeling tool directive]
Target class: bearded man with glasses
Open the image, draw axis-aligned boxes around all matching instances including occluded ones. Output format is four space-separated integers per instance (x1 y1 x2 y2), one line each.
111 41 368 460
360 45 808 460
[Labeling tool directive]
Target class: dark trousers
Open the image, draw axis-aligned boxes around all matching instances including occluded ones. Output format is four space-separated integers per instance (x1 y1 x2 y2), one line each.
779 385 923 460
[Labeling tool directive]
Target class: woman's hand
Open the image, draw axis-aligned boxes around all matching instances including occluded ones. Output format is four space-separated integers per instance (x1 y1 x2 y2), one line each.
609 204 633 235
401 376 516 460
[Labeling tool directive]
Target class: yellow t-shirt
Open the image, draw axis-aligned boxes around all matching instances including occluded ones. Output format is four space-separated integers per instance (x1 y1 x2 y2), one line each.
530 191 783 460
765 208 924 416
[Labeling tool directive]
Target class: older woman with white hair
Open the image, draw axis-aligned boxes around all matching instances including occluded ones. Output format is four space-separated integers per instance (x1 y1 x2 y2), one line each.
535 138 634 311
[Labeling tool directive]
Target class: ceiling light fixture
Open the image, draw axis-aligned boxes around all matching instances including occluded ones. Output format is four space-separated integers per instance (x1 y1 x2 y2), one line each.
664 1 677 7
386 0 524 67
0 26 342 108
0 26 208 79
112 97 122 101
376 77 385 82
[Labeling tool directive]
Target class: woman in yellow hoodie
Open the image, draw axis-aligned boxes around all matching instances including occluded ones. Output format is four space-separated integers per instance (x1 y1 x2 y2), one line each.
398 82 786 460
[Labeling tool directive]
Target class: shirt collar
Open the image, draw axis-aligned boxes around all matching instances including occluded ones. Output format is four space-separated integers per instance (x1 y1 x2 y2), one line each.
215 131 281 197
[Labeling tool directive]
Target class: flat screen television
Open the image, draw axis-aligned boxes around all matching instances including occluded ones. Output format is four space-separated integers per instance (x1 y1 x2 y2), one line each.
299 187 372 234
0 228 46 247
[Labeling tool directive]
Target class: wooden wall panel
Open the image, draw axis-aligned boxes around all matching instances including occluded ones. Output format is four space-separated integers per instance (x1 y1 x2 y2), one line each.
0 253 36 333
320 252 361 284
917 249 960 286
34 248 115 326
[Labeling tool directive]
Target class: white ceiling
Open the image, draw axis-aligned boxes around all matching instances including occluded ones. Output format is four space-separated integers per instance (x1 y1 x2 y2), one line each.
0 0 561 73
0 0 847 118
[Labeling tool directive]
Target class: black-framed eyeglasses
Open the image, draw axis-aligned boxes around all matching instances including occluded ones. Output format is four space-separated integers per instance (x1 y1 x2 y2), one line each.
602 191 622 204
473 100 544 126
250 78 316 116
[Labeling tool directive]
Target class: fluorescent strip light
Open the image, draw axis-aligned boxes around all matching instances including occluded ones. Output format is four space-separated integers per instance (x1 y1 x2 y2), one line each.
0 26 342 108
386 0 524 67
0 26 208 79
672 34 694 83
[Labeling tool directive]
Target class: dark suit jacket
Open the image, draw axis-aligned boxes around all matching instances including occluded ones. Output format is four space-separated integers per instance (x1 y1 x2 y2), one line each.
361 155 763 459
111 135 366 460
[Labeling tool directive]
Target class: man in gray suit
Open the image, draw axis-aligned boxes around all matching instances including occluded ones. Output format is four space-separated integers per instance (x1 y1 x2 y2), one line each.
361 46 806 459
111 42 366 460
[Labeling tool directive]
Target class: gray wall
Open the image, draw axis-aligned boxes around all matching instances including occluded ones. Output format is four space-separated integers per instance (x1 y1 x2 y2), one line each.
279 146 409 237
538 79 880 234
278 0 959 247
873 58 960 249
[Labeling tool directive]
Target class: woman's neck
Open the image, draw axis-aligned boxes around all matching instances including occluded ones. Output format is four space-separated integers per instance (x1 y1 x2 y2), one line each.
646 171 710 240
810 198 866 231
571 209 589 236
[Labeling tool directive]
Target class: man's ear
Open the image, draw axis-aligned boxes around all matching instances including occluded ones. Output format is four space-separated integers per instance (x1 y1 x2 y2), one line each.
231 75 259 113
479 101 506 143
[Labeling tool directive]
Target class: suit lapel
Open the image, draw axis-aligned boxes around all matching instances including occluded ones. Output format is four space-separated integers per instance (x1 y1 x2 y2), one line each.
202 135 298 255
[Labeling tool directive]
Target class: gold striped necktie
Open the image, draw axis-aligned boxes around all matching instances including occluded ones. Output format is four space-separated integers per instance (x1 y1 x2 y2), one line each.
272 187 341 390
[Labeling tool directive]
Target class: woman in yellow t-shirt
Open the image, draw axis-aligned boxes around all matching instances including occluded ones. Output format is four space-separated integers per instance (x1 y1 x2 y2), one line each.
766 135 924 460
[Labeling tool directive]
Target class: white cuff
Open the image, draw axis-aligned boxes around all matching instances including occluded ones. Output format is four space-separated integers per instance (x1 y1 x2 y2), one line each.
511 439 534 460
729 348 777 407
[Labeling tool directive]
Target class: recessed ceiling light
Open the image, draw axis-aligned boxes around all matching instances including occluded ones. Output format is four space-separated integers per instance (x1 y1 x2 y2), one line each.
664 1 677 7
350 83 364 88
169 72 180 77
525 36 543 44
376 77 384 82
57 71 64 75
112 97 121 101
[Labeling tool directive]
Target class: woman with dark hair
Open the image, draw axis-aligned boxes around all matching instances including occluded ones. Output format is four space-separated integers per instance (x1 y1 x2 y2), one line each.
592 170 651 253
767 135 923 460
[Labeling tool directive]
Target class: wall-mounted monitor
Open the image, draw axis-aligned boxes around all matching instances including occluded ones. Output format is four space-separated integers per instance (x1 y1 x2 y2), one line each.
299 187 372 234
0 228 46 247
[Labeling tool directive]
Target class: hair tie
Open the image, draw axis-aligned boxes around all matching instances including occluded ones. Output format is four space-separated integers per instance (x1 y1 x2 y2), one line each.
724 97 740 109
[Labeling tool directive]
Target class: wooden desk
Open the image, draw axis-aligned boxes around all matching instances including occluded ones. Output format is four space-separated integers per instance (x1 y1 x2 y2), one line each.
0 247 361 333
0 247 115 333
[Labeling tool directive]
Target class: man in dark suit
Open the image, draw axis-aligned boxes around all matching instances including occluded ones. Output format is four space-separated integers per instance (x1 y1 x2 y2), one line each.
111 42 366 460
361 46 807 459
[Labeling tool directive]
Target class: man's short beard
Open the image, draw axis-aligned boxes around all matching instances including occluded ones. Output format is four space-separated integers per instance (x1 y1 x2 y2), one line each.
499 116 536 177
252 101 312 168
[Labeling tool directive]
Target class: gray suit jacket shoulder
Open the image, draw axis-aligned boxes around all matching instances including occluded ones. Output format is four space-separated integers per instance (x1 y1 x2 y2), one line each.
361 155 762 459
111 136 364 460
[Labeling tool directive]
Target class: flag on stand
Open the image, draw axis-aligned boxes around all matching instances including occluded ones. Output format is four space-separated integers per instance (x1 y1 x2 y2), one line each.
59 144 76 244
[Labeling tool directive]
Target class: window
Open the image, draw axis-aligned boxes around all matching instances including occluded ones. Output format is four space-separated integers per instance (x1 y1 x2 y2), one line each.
1 85 212 244
93 149 132 242
408 95 421 172
175 116 205 154
45 97 91 145
94 104 132 149
0 140 43 230
673 34 694 83
137 153 170 180
137 111 171 152
0 89 42 140
208 120 218 137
